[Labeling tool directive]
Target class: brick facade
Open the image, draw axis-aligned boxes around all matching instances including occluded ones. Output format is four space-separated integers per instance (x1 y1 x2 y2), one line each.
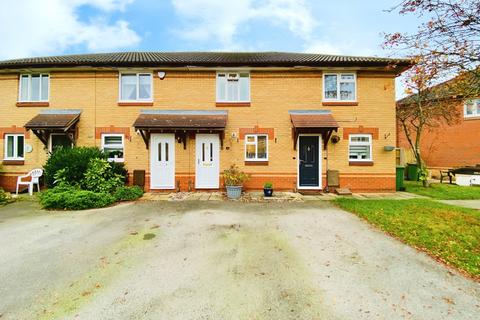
0 69 399 192
397 101 480 169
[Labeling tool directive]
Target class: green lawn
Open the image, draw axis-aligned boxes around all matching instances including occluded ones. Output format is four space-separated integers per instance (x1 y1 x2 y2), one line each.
334 198 480 279
405 181 480 199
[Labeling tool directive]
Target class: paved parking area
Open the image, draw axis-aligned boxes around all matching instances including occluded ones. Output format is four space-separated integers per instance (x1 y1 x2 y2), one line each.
0 200 478 319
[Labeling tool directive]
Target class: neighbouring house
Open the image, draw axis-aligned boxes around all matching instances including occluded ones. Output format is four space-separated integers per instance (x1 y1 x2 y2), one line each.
0 52 411 193
396 78 480 173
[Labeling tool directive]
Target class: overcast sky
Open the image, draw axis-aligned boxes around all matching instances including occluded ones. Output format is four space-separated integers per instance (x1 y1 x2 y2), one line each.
0 0 421 97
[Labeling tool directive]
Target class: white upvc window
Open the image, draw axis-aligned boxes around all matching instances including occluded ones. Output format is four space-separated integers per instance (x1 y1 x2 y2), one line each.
323 72 356 101
102 134 125 162
19 74 49 102
349 134 372 161
119 73 153 101
245 134 268 161
464 99 480 118
216 72 250 102
4 134 25 160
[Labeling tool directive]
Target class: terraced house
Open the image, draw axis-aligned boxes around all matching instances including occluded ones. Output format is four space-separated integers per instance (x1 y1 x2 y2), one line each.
0 52 411 192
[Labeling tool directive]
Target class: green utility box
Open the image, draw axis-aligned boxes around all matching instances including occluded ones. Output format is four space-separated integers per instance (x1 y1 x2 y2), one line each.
406 163 419 181
396 166 405 191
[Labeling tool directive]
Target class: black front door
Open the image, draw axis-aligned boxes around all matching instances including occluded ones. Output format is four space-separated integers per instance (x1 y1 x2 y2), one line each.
299 136 319 187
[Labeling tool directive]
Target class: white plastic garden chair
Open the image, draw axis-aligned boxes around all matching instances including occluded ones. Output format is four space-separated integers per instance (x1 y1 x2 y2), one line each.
16 169 43 196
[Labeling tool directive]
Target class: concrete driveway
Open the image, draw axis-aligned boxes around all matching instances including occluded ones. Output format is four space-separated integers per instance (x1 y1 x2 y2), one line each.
0 200 478 320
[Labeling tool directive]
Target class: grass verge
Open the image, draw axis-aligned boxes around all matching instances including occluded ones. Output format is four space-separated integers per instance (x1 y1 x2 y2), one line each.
334 198 480 279
405 181 480 199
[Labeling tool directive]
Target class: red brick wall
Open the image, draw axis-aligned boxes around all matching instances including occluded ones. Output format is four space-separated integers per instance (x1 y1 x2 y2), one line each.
397 102 480 168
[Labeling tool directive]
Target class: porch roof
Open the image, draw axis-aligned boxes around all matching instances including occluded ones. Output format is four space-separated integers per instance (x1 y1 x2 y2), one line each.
133 110 228 130
24 109 81 130
289 110 339 150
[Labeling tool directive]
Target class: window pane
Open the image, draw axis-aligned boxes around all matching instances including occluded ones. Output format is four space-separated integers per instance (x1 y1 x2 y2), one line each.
41 75 49 100
246 144 256 159
340 81 355 100
239 75 249 101
350 136 370 143
121 74 137 100
257 136 267 159
227 78 239 101
104 147 124 159
17 136 24 158
341 74 355 81
246 136 255 143
31 75 40 101
465 101 474 115
20 75 29 100
138 74 151 99
6 136 14 158
324 75 337 99
349 146 370 160
217 75 226 101
476 100 480 114
104 136 123 145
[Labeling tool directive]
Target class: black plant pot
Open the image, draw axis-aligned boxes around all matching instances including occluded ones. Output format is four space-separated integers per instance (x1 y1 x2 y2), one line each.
263 188 273 197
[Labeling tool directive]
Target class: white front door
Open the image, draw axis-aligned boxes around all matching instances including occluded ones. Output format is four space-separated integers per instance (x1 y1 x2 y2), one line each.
195 134 220 189
150 134 175 189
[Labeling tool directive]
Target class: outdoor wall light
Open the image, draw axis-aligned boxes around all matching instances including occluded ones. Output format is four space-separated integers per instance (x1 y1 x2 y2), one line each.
157 71 166 80
384 146 395 151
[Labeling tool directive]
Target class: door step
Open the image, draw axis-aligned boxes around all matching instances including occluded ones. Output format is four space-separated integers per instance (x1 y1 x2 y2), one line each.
335 188 352 195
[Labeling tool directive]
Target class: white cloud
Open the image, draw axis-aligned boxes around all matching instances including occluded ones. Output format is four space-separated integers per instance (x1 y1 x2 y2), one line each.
0 0 140 60
171 0 317 49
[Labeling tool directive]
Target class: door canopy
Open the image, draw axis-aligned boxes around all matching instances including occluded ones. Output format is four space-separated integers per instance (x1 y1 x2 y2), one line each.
24 109 81 147
289 110 339 150
133 110 228 149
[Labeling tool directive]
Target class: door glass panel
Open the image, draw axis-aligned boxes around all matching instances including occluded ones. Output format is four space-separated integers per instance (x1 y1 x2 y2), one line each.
158 143 162 161
165 143 169 162
202 143 205 162
210 143 213 161
51 134 71 151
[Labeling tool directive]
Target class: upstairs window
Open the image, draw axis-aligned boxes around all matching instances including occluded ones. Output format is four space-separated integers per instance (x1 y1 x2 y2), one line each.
102 134 124 162
323 73 356 101
120 73 152 101
217 72 250 102
4 134 24 160
19 74 49 102
245 134 268 161
464 99 480 118
349 134 372 161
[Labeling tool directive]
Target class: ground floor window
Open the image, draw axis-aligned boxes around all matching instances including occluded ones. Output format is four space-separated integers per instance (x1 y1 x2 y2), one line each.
49 133 72 152
464 99 480 118
4 134 24 160
349 134 372 161
102 134 124 162
245 134 268 161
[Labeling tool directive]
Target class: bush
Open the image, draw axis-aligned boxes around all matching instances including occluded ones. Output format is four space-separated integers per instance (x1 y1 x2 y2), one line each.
264 182 273 189
114 186 144 201
0 188 12 205
223 164 249 186
39 187 115 210
81 158 124 193
44 147 127 188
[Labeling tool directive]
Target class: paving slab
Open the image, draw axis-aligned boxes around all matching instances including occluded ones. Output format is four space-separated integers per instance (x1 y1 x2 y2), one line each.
438 200 480 209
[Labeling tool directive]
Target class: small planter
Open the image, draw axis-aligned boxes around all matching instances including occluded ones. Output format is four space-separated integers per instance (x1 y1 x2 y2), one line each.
226 185 243 199
263 188 273 197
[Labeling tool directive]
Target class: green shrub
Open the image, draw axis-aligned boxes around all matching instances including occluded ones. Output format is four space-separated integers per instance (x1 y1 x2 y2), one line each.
39 187 115 210
114 186 144 201
0 188 12 205
263 182 273 189
44 147 127 188
81 158 124 193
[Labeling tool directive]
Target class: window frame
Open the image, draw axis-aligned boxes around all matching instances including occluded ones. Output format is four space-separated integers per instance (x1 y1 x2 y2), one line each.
101 133 125 162
4 133 25 161
118 72 153 102
244 134 268 161
348 134 372 162
18 73 50 102
464 99 480 118
48 133 72 152
216 71 250 103
322 72 357 102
